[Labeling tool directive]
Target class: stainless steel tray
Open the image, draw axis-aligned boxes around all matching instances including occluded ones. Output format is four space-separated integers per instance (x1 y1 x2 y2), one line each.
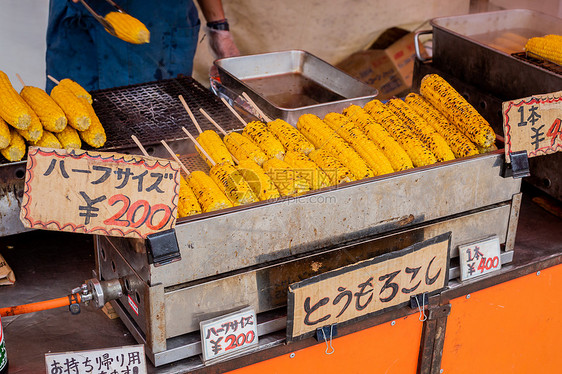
215 50 377 125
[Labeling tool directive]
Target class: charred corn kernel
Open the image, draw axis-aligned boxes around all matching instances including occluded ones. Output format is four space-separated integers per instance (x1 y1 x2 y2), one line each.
104 12 150 44
196 130 234 167
16 103 43 142
30 130 62 149
364 100 437 167
0 71 31 130
20 86 67 133
58 78 92 104
78 99 106 148
267 119 315 155
420 74 495 148
51 85 91 131
55 125 81 149
178 175 202 218
1 129 25 162
405 93 479 158
224 132 268 165
476 143 498 154
297 114 374 180
187 170 233 212
284 151 332 189
262 158 310 197
323 112 395 175
525 34 562 65
387 99 455 162
243 121 285 160
210 162 258 206
308 149 354 185
343 105 413 171
237 159 281 201
0 117 10 149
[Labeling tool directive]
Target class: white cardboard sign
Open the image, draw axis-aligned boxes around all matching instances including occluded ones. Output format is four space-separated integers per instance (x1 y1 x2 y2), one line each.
459 236 501 281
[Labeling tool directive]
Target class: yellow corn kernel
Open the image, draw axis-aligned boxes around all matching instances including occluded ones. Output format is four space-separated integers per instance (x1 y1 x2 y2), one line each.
476 143 499 154
0 117 10 149
178 175 202 218
405 93 479 158
387 98 455 162
0 71 31 130
297 113 374 180
104 12 150 44
58 78 92 104
209 162 259 206
1 129 25 162
78 99 106 148
30 130 62 149
224 131 268 166
196 130 234 167
16 102 43 142
262 158 310 197
343 104 413 171
323 112 395 175
308 149 354 185
237 159 281 201
20 86 67 132
55 125 81 149
51 85 91 131
420 74 495 148
363 100 437 167
243 121 285 160
187 170 233 212
525 34 562 65
267 119 315 155
284 150 332 189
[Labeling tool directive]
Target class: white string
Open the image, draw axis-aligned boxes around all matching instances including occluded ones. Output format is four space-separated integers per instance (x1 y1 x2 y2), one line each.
415 295 427 322
321 325 335 355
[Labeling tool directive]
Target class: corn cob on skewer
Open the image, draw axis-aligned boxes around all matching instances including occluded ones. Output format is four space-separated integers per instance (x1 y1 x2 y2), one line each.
262 158 311 197
525 34 562 65
297 114 374 180
224 132 268 166
104 12 150 44
209 162 259 206
178 175 202 218
323 112 395 175
20 86 67 132
243 121 285 160
387 99 455 162
196 130 235 168
308 149 354 185
267 119 315 155
58 78 92 104
405 93 478 158
187 170 233 212
55 125 81 149
284 151 332 189
1 129 25 162
78 99 106 148
50 85 91 131
30 130 62 149
420 74 495 148
363 100 437 167
16 102 43 142
0 71 31 130
343 104 413 171
476 143 499 154
237 159 281 201
0 117 10 149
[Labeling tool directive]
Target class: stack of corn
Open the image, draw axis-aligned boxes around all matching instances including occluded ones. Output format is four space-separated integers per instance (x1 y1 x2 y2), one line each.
525 34 562 65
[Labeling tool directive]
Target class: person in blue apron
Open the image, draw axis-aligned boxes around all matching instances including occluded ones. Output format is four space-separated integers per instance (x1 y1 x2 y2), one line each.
46 0 238 92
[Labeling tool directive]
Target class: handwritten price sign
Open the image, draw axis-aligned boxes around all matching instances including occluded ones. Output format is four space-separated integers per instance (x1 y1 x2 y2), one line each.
503 90 562 162
20 147 180 238
459 236 501 281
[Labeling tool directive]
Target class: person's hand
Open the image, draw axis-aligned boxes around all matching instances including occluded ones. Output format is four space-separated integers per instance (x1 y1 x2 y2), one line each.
207 29 240 77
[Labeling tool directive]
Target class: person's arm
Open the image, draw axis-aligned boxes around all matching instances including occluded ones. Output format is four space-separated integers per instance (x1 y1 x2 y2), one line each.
195 0 226 23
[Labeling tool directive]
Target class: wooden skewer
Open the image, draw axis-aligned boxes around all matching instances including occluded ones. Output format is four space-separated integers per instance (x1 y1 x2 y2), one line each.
47 75 60 85
160 140 191 176
242 92 272 122
178 95 203 134
181 127 216 167
198 108 239 164
221 97 247 126
15 74 25 88
131 135 149 157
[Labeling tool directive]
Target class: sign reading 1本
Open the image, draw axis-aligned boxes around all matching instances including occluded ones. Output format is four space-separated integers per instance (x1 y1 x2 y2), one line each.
459 236 501 281
21 147 180 239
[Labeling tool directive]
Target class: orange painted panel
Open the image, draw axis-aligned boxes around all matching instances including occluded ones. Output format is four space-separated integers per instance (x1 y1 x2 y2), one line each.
442 263 562 374
227 313 423 374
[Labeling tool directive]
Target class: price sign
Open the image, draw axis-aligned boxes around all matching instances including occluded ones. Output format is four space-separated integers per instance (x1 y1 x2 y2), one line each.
21 147 180 239
200 307 258 363
459 236 501 281
287 233 451 342
503 91 562 162
44 344 146 374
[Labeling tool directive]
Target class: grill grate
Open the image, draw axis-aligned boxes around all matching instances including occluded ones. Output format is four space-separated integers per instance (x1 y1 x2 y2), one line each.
511 52 562 76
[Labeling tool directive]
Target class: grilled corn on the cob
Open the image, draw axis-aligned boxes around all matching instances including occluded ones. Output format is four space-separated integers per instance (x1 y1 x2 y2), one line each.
0 117 11 149
50 85 91 131
58 78 92 104
78 99 106 148
237 159 281 201
187 170 233 212
104 12 150 44
20 86 67 132
196 130 234 167
30 130 62 149
284 151 332 189
267 119 315 155
55 125 81 149
224 131 268 166
16 103 43 142
1 129 25 162
308 149 354 185
210 162 259 206
178 175 202 218
0 71 31 130
243 121 285 160
525 34 562 65
262 158 310 197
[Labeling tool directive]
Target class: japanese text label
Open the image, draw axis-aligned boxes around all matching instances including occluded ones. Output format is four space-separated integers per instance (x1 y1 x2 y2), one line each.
459 236 501 281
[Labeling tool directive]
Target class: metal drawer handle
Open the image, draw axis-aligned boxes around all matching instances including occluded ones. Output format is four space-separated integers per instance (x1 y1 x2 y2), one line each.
415 30 433 62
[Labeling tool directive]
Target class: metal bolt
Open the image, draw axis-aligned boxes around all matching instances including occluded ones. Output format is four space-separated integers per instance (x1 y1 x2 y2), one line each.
391 320 396 326
466 294 470 299
537 271 541 276
290 353 295 358
440 369 444 373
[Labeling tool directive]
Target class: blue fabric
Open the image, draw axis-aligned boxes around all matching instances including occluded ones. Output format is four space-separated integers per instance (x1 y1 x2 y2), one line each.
46 0 200 92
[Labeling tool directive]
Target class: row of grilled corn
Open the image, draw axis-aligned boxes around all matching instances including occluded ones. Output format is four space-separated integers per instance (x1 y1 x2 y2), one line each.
0 71 107 162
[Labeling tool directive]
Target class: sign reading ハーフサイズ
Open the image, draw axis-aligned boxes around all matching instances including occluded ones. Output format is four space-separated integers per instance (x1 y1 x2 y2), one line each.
287 233 451 341
503 90 562 163
20 147 180 239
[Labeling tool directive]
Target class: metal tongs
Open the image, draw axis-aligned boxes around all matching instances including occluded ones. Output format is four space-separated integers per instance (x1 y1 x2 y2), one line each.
78 0 127 37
